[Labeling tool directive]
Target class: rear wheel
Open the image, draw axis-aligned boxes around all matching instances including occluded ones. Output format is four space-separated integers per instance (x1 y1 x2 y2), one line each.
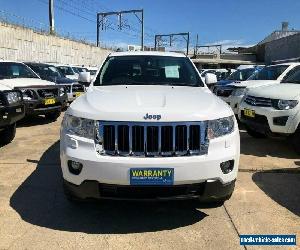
0 123 16 145
245 126 267 138
45 110 61 121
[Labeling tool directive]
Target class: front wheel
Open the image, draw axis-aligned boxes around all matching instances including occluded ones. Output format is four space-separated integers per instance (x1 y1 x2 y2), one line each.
291 129 300 155
45 110 61 121
0 123 16 145
245 126 267 138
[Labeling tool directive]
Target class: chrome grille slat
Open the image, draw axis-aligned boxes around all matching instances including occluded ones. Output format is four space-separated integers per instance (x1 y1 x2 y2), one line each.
98 121 209 157
245 95 272 107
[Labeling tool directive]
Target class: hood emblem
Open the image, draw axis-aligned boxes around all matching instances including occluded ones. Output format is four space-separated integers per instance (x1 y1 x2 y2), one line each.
144 113 161 121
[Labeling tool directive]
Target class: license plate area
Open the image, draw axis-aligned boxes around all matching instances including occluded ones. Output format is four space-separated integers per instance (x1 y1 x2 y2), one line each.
244 109 255 118
44 98 56 105
75 92 82 97
130 168 174 185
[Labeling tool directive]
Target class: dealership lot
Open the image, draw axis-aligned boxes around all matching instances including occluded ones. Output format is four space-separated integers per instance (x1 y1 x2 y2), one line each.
0 114 299 250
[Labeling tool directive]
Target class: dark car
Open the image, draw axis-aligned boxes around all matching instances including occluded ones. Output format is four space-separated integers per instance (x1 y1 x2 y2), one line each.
25 63 86 102
0 85 25 145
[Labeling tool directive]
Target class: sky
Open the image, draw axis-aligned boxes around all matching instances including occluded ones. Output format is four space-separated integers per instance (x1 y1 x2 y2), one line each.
1 0 300 51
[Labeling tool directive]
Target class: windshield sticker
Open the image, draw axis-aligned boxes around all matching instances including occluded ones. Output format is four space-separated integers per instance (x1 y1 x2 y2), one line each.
165 65 179 78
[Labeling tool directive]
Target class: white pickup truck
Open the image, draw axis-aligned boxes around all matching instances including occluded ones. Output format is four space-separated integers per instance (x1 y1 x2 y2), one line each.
218 63 299 115
60 52 240 202
239 64 300 154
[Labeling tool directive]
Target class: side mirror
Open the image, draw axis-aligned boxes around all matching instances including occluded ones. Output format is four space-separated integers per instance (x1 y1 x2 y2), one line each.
205 73 218 85
78 72 91 84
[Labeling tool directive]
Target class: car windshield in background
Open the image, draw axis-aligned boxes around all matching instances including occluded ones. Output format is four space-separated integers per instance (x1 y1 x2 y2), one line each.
74 67 87 73
0 62 39 79
94 56 204 87
28 65 63 78
248 65 288 80
58 66 75 75
227 68 255 81
282 67 300 84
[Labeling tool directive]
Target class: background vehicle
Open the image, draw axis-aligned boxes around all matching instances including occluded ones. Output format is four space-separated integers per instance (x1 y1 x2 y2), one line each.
0 61 67 121
25 62 86 103
239 65 300 153
221 63 299 114
212 66 262 95
0 83 25 145
60 51 240 203
200 68 230 83
55 64 79 81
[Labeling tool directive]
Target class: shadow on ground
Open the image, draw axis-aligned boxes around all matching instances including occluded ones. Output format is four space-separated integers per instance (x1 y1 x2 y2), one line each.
10 141 208 234
252 169 300 216
240 130 300 160
17 115 57 128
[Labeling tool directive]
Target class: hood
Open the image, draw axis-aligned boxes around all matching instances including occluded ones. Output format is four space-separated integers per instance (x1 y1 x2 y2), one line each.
68 85 233 122
247 83 300 100
229 80 280 89
42 75 75 84
0 78 55 89
0 83 11 91
216 79 236 86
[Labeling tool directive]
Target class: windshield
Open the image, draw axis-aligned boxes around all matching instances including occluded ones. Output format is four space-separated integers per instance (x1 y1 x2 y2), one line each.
58 66 75 75
0 62 39 79
74 67 87 73
28 65 63 78
248 65 288 80
227 68 255 81
282 67 300 84
94 55 204 87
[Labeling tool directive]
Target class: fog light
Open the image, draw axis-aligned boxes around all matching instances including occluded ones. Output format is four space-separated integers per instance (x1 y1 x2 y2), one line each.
220 160 234 174
68 160 83 175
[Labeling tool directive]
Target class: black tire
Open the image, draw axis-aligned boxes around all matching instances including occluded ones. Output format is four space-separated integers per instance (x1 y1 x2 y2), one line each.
0 123 16 145
45 110 61 121
291 129 300 155
245 126 267 138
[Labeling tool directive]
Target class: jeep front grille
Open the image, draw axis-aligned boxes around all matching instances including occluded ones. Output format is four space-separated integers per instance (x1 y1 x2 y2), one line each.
96 121 209 157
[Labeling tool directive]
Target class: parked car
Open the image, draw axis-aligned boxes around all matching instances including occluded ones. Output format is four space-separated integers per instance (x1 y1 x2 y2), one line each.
60 51 240 202
72 66 89 74
220 63 299 115
86 66 98 80
0 61 67 120
212 66 262 94
55 64 79 81
200 68 230 83
239 64 300 153
0 83 25 145
25 62 86 103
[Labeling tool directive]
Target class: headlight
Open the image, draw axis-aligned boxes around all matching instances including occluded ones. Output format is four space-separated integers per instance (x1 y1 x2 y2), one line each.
20 89 35 101
5 91 22 104
272 99 298 110
208 116 235 139
232 87 247 96
63 114 95 139
59 87 66 96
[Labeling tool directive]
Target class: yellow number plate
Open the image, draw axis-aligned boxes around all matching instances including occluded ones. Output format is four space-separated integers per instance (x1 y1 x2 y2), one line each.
75 92 82 97
244 109 255 118
45 98 56 105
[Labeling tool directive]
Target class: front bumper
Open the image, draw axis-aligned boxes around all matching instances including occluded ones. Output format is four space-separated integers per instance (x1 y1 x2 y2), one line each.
25 96 67 115
0 104 25 128
63 178 236 201
60 125 240 189
239 102 300 135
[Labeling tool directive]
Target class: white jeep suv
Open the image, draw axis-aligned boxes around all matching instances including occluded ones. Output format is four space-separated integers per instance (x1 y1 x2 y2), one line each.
221 63 299 114
60 52 240 202
239 64 300 153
